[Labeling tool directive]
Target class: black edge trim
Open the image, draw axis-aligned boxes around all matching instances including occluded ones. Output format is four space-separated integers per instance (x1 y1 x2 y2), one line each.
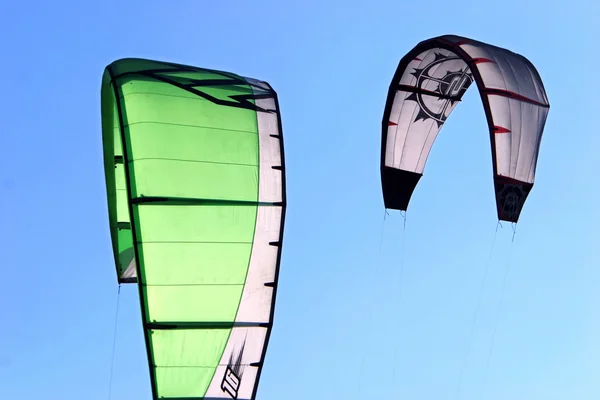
111 67 182 81
131 197 280 207
108 66 159 400
146 321 272 330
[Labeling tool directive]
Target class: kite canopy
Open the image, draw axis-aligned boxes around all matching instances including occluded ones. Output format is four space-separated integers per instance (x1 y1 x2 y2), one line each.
381 34 549 222
101 58 286 399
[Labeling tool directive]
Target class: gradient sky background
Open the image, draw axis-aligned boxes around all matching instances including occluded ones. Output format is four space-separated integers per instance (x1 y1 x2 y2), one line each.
1 1 600 399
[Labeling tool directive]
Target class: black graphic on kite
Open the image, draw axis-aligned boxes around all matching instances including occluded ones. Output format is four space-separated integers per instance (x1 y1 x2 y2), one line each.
406 53 474 127
221 339 247 399
113 64 276 113
497 180 529 219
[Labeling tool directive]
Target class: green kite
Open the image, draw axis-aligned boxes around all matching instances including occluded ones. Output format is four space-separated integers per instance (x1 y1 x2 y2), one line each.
101 58 287 399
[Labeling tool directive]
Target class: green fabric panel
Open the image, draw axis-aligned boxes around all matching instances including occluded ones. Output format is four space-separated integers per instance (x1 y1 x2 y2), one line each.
134 205 257 243
132 203 256 324
131 159 258 201
141 242 253 285
127 125 258 166
146 284 243 322
151 329 231 398
105 58 260 399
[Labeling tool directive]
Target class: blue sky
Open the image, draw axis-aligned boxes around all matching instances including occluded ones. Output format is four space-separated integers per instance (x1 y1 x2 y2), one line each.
1 1 599 399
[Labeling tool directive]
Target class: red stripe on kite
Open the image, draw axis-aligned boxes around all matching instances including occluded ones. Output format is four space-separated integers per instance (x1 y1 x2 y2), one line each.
413 57 422 61
388 121 398 126
472 57 494 64
494 125 511 133
485 88 548 107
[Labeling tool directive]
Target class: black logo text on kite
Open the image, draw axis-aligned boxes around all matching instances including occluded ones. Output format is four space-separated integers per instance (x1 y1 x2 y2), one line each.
221 341 246 399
